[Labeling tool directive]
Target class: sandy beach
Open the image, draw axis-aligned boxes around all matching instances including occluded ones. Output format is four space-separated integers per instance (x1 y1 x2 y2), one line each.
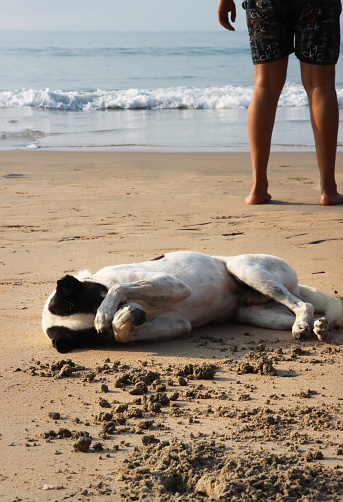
1 151 343 501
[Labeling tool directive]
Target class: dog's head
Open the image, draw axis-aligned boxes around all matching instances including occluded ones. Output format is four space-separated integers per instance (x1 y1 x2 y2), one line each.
42 274 110 353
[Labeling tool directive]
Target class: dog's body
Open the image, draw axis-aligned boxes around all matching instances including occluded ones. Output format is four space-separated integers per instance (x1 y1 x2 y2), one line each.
42 251 343 353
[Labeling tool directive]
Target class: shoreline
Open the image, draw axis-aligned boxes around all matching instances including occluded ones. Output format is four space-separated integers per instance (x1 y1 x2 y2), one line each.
3 106 343 152
1 150 343 501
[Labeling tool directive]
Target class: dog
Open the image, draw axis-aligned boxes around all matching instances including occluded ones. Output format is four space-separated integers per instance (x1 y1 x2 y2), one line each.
42 251 343 353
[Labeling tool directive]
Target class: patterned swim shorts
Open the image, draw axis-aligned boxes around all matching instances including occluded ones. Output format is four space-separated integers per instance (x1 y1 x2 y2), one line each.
243 0 342 65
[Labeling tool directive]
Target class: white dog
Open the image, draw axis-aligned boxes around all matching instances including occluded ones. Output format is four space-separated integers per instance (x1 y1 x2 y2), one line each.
42 251 343 353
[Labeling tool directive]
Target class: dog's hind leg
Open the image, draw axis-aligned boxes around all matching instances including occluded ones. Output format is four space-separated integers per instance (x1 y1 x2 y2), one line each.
235 303 295 331
112 308 191 343
223 255 314 339
298 284 343 341
298 285 343 324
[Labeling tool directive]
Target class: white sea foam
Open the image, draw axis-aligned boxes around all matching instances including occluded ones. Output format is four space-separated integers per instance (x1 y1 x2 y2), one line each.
1 84 342 111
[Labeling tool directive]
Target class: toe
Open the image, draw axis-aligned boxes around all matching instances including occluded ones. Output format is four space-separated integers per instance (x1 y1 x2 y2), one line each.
313 317 330 341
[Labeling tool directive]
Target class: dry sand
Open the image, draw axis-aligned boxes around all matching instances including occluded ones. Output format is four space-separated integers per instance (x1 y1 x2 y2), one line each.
0 151 343 501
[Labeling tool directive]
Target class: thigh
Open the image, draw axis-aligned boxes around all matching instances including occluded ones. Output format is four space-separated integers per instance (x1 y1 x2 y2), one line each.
235 302 295 330
243 0 294 64
253 56 288 90
300 61 336 89
294 0 342 65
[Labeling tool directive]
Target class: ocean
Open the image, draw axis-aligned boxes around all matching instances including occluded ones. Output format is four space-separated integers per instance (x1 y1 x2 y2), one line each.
1 30 343 151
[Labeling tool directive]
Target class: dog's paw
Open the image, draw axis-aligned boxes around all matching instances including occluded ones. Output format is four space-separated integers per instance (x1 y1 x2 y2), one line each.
112 303 146 343
292 321 311 340
95 309 113 333
313 317 330 342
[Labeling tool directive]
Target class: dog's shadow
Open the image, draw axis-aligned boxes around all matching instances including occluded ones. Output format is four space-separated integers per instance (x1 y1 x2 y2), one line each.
75 322 337 364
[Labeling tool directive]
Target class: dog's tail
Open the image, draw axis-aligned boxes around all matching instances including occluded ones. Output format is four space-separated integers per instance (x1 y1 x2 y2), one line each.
298 284 343 327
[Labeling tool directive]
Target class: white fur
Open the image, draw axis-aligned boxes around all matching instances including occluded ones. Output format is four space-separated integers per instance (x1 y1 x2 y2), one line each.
76 270 92 281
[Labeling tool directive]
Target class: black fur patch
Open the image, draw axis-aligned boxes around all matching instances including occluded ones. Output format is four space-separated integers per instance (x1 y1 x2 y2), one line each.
49 277 108 316
151 254 165 261
47 326 114 353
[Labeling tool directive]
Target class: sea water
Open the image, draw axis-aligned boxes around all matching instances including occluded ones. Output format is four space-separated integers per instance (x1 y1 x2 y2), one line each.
1 30 342 151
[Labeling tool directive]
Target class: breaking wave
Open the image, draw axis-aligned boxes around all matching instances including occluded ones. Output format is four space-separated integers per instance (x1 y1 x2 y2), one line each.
1 84 342 111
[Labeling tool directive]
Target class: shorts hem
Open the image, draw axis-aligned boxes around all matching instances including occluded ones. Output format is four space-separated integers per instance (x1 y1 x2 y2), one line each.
252 50 294 65
296 55 340 65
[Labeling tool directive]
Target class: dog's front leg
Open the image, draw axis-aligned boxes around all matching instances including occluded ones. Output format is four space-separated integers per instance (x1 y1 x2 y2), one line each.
95 273 191 333
95 284 129 333
113 309 191 343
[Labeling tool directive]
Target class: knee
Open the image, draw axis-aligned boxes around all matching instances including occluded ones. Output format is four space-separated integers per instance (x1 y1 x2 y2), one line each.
301 78 336 99
254 75 286 99
300 64 336 97
253 60 288 97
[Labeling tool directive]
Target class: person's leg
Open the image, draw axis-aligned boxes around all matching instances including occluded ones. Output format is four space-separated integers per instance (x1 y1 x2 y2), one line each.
300 62 343 205
245 56 289 204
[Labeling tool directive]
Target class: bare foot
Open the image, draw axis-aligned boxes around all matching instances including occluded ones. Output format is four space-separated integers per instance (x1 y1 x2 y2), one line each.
245 192 272 205
320 192 343 206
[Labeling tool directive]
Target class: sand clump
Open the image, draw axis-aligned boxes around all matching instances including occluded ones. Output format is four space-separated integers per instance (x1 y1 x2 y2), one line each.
17 343 343 500
119 439 343 501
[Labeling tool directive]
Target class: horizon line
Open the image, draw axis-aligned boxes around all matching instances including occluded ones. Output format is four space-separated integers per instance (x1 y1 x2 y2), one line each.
1 28 248 33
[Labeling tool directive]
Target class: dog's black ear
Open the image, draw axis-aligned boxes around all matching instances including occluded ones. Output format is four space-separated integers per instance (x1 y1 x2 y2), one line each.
54 337 75 354
56 275 82 300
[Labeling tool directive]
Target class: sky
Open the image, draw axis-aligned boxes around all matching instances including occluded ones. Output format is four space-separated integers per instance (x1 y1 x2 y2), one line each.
0 0 248 31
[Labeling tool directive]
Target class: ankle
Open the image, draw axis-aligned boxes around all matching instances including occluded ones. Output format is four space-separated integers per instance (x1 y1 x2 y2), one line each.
320 192 343 206
245 191 272 205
